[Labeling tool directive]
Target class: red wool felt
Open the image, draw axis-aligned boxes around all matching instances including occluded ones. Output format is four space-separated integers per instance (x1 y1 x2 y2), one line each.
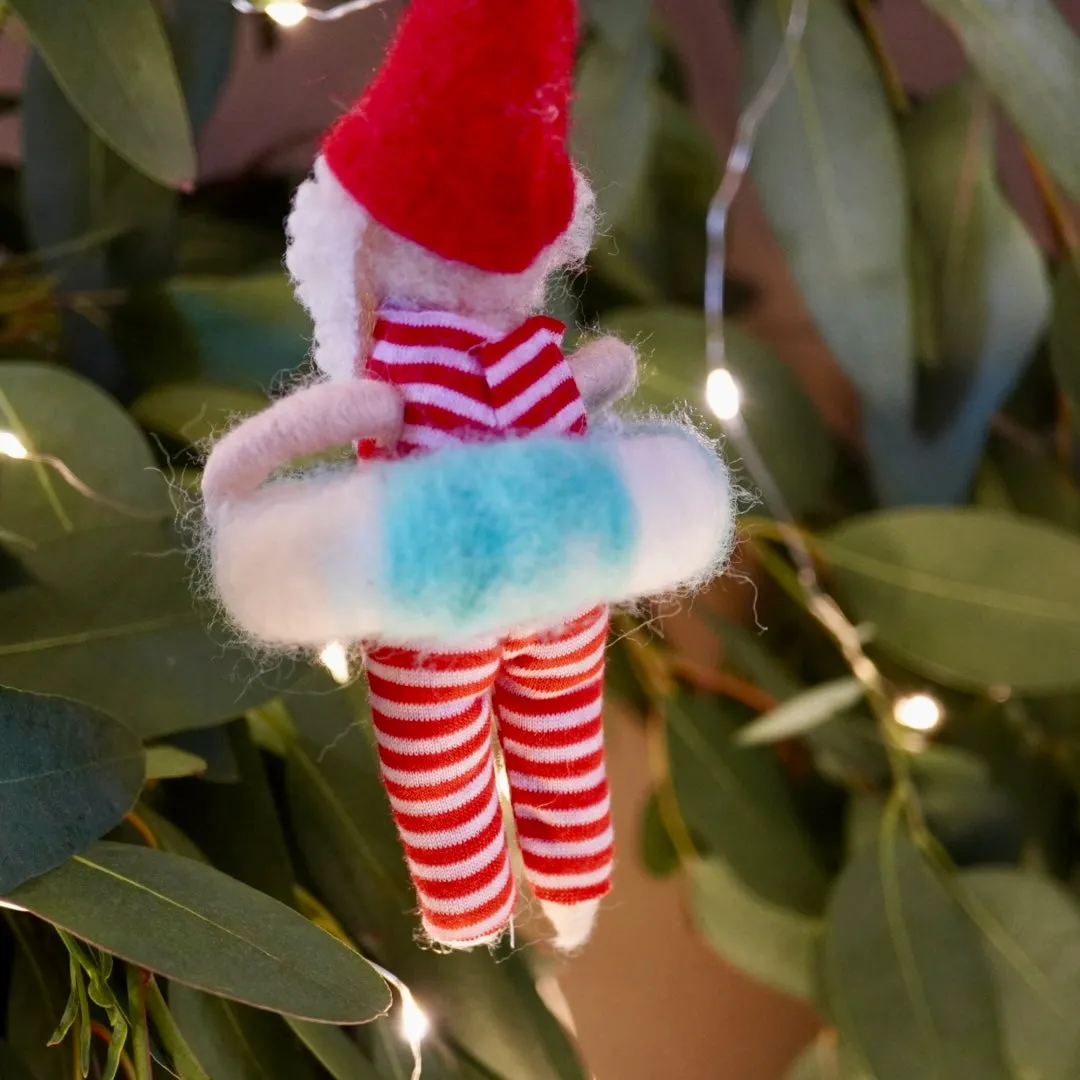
322 0 579 274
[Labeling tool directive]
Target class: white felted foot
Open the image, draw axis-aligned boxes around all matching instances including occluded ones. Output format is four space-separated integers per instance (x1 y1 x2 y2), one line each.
541 899 600 952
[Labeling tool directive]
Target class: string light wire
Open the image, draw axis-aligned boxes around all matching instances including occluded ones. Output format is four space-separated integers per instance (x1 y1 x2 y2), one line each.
703 0 930 794
230 0 394 23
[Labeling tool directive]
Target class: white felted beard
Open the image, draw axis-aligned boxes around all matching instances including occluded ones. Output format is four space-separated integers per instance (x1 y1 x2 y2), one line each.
285 158 598 383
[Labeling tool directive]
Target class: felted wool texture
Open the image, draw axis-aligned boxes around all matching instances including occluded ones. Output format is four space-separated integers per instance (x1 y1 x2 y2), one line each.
201 377 403 513
204 422 736 650
322 0 578 274
286 161 598 385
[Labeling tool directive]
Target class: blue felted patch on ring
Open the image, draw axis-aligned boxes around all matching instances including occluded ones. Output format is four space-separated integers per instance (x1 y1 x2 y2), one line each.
380 437 636 636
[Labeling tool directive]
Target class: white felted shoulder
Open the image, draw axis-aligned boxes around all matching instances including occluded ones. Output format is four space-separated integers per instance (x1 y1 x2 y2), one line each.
205 422 734 651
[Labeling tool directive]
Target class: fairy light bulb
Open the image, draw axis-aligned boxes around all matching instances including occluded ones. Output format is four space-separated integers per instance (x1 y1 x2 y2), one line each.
0 431 28 459
319 642 351 685
893 692 944 733
264 1 308 26
400 990 430 1045
706 368 742 422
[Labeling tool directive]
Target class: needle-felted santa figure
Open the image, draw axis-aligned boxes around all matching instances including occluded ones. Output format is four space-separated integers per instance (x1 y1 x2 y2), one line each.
201 0 735 951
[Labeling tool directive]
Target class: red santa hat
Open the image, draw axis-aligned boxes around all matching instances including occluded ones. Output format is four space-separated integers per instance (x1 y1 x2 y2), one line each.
322 0 579 276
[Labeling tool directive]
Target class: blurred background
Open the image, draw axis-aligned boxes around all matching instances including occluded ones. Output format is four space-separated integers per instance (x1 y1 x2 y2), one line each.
4 2 1080 1080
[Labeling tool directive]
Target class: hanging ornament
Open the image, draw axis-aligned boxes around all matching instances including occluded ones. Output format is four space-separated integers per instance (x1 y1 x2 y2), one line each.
200 0 735 951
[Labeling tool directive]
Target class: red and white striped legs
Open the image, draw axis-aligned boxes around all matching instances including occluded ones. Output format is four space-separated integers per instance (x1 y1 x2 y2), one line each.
364 606 613 949
497 607 613 949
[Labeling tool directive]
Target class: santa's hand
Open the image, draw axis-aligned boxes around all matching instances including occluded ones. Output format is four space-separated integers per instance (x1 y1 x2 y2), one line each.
201 379 403 514
568 336 637 414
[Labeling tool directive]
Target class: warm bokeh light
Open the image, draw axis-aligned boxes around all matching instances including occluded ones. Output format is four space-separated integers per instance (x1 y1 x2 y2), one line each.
264 1 308 26
0 431 28 459
705 368 743 421
319 642 351 685
893 692 944 733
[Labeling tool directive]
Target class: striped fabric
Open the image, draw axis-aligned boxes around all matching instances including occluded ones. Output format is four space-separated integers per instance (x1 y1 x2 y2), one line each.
358 309 612 946
366 607 612 945
357 308 587 459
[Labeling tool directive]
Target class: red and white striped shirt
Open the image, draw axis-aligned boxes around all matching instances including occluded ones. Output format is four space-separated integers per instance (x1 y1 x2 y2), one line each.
357 308 588 460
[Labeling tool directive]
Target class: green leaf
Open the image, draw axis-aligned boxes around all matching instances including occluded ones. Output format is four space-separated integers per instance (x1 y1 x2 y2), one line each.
985 436 1080 533
286 1020 380 1080
130 382 267 448
573 35 659 229
8 842 391 1023
5 923 69 1080
10 0 195 187
666 690 827 912
581 0 652 49
868 81 1049 505
821 507 1080 692
688 857 820 1001
0 363 171 543
743 0 912 418
283 682 589 1080
1050 257 1080 414
639 793 679 878
736 678 864 746
920 0 1080 202
0 689 144 894
0 521 301 738
0 1041 37 1080
145 746 207 781
785 1039 871 1080
822 812 1010 1080
961 868 1080 1079
167 275 313 390
163 721 296 907
168 0 237 136
603 306 835 515
171 984 321 1080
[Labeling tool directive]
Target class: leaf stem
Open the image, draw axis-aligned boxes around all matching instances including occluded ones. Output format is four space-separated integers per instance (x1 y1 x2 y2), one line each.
1023 143 1080 254
644 706 699 863
851 0 910 116
143 977 210 1080
670 657 779 714
125 968 153 1080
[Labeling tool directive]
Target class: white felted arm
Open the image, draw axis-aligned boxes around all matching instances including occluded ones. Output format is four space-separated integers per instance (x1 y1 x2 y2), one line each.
568 336 637 414
202 379 403 513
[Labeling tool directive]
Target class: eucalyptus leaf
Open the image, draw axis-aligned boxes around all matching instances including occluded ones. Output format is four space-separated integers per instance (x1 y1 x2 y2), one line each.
868 82 1050 505
744 0 912 419
287 1019 380 1080
572 35 659 229
736 678 864 746
0 1040 37 1080
666 691 827 912
10 0 195 187
688 857 820 1002
822 508 1080 692
0 363 171 543
168 0 237 136
822 813 1010 1079
171 983 321 1080
1050 257 1080 415
920 0 1080 202
167 275 312 390
582 0 652 50
283 682 589 1080
985 436 1080 533
0 688 144 894
604 306 835 514
961 868 1080 1079
5 927 70 1080
639 793 679 879
785 1039 871 1080
145 746 207 781
0 521 302 738
7 842 391 1023
131 382 267 449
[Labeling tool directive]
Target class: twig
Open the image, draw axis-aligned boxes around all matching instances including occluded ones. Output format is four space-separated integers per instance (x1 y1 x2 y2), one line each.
670 657 778 714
